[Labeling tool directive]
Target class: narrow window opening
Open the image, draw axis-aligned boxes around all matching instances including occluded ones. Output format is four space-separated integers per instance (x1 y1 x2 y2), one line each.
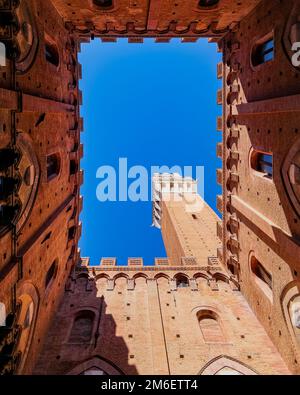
251 150 273 179
250 256 273 301
68 226 76 241
45 260 58 290
47 154 60 181
70 159 78 175
45 40 59 67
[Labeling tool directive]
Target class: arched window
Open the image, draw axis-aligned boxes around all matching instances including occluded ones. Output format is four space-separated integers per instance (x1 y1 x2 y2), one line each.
69 310 95 343
175 274 189 288
281 283 300 351
197 310 225 343
289 295 300 343
45 260 58 290
93 0 113 7
45 39 59 67
68 226 76 241
250 150 273 179
250 256 273 301
46 154 60 181
24 165 35 186
198 0 219 8
251 34 274 66
70 160 78 175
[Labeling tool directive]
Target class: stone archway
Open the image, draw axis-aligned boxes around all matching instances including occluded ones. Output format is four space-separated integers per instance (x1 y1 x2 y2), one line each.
66 356 124 375
199 355 258 375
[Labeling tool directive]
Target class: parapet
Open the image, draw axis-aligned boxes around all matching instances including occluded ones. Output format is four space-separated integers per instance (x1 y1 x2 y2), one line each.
100 257 116 266
80 256 221 269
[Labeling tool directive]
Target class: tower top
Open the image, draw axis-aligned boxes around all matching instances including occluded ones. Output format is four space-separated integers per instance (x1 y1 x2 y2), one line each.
152 173 198 228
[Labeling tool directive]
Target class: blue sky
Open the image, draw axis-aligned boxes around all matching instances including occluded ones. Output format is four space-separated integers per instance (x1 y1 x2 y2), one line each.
79 38 221 266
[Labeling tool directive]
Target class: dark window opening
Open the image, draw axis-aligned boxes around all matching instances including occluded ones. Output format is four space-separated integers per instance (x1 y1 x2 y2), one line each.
175 275 189 288
70 160 78 175
47 154 60 181
45 260 57 289
252 36 274 66
68 226 76 241
198 0 219 7
227 263 235 275
93 0 113 8
45 41 59 67
251 150 273 179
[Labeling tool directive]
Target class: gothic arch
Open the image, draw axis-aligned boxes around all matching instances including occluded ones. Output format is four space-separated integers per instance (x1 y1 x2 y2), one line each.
193 272 210 280
198 355 258 375
113 273 129 281
282 137 300 218
154 273 170 281
95 273 110 281
15 132 40 233
66 356 124 375
281 281 300 353
132 272 149 280
212 272 230 283
173 272 190 280
76 272 90 280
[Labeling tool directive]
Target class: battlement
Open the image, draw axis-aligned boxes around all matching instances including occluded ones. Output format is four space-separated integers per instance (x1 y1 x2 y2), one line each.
80 256 221 269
